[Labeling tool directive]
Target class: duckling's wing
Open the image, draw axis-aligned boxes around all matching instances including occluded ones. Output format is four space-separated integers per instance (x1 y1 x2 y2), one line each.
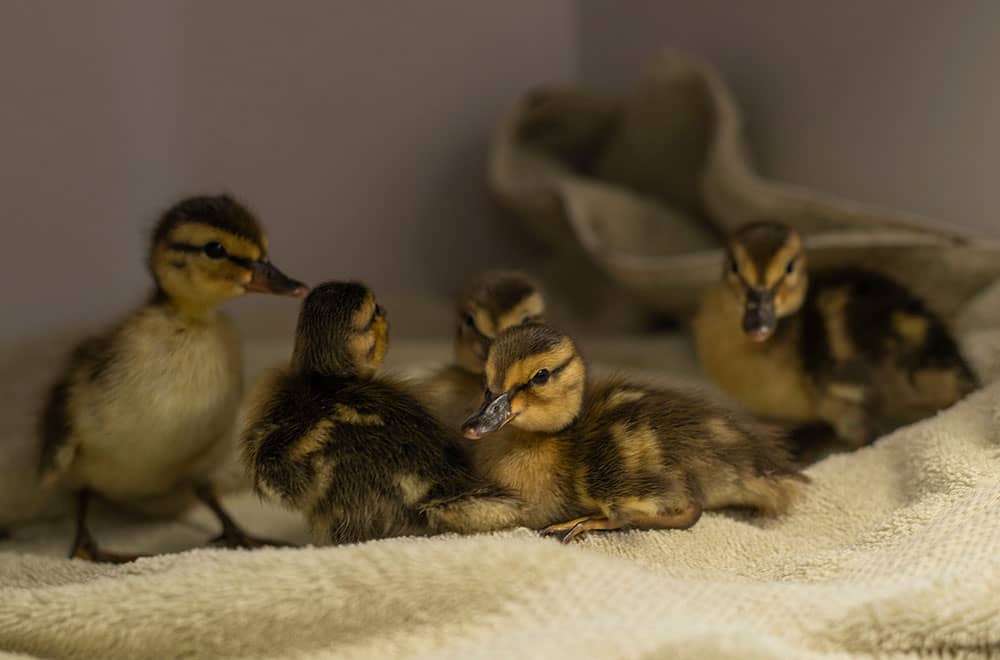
37 335 115 485
805 269 976 414
37 376 77 485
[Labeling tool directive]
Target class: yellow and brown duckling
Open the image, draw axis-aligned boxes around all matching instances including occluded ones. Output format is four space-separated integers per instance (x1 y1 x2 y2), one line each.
419 270 545 428
242 281 525 544
38 194 307 563
694 221 978 448
462 323 807 543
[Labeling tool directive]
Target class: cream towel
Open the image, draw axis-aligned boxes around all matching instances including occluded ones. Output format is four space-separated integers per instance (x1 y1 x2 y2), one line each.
1 331 998 658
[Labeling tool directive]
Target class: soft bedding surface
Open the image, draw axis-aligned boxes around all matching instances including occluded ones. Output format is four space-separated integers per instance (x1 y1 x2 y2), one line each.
1 318 999 659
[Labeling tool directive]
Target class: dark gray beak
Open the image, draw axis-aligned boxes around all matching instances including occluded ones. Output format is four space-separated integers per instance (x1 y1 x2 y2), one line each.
742 289 776 342
462 392 512 439
245 261 309 298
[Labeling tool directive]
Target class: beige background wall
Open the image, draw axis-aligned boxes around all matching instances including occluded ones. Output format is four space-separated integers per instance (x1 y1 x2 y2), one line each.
578 0 1000 240
0 1 573 342
2 1 996 343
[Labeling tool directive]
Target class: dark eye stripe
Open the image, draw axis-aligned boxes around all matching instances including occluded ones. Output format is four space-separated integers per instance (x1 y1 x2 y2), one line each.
167 242 253 268
515 354 575 392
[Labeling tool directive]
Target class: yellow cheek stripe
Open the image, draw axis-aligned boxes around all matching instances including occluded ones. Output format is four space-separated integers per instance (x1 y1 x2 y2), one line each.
471 307 496 338
168 223 262 261
763 239 802 288
496 293 545 331
730 245 759 285
351 296 376 330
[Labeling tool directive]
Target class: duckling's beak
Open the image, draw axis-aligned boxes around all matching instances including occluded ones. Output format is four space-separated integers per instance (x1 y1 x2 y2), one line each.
462 392 512 439
742 289 776 342
245 261 309 297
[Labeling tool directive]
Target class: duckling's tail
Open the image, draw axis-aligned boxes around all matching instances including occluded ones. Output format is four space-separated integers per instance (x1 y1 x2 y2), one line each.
744 473 809 516
420 486 525 535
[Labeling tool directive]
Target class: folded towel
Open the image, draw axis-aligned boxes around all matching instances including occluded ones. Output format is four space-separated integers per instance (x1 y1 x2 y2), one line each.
2 330 998 658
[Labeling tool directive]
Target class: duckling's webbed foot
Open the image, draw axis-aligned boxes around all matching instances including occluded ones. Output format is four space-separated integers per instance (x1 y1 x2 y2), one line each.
70 490 141 564
194 484 293 550
540 516 623 544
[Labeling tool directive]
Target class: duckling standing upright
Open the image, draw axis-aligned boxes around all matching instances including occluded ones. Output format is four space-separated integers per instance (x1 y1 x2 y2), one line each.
694 221 978 447
463 323 806 543
38 194 308 562
242 282 525 544
419 270 545 428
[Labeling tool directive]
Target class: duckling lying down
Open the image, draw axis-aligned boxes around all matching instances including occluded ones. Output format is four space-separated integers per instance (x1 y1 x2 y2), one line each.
463 324 808 543
695 221 978 447
242 282 525 544
38 195 307 562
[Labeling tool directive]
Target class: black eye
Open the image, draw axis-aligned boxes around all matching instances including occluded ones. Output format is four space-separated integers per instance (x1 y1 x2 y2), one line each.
729 259 739 275
463 314 475 328
785 259 797 275
531 368 550 385
203 242 227 259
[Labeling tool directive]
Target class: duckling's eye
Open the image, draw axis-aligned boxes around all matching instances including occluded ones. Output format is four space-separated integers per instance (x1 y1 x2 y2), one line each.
203 242 227 259
729 259 739 275
785 259 797 275
531 368 550 385
463 314 476 329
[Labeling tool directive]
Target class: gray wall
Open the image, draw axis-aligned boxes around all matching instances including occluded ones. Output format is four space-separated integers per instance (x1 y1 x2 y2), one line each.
3 2 997 343
579 1 1000 240
0 1 574 342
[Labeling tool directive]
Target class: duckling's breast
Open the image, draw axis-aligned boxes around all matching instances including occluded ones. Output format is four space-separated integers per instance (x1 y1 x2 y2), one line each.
472 431 575 528
70 310 243 499
694 287 817 422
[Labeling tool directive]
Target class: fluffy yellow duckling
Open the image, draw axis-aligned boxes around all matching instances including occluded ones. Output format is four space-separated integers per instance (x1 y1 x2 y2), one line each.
38 194 307 562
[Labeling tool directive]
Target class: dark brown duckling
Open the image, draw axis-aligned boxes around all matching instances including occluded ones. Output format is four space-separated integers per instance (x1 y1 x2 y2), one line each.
694 221 978 448
242 281 525 544
463 323 807 543
38 194 308 563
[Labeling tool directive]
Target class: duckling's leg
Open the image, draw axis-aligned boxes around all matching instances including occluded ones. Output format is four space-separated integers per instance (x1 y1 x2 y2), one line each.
194 484 293 549
69 489 140 563
540 516 624 544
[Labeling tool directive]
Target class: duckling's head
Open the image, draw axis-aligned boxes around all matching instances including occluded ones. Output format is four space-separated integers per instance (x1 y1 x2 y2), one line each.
724 221 808 342
150 195 308 315
454 270 545 374
462 324 584 439
291 281 389 380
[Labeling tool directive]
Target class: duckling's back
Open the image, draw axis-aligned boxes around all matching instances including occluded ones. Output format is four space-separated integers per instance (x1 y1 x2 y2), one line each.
244 372 508 543
578 378 804 516
802 268 977 423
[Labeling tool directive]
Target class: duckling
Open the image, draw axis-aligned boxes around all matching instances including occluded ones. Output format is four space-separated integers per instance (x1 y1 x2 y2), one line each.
38 194 308 562
242 282 525 544
694 221 978 448
418 270 545 428
462 323 806 543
